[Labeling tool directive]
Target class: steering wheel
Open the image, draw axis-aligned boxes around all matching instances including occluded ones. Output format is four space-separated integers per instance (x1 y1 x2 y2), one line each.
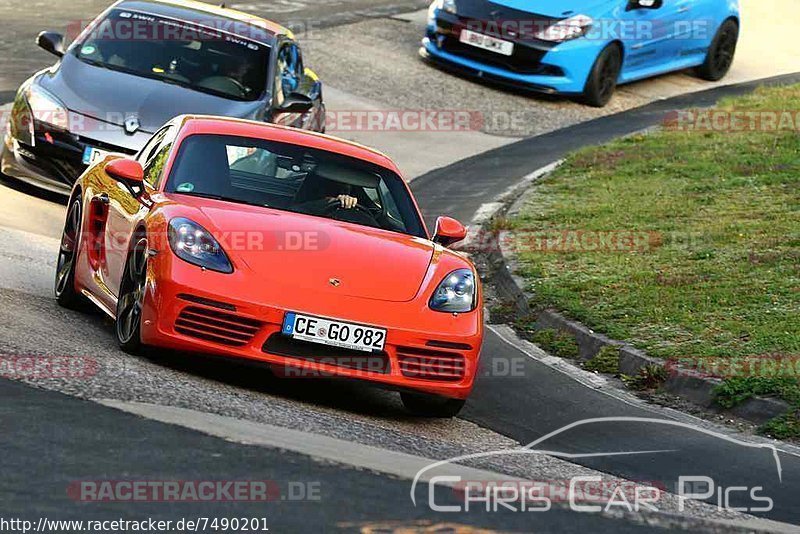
196 76 249 98
322 198 381 227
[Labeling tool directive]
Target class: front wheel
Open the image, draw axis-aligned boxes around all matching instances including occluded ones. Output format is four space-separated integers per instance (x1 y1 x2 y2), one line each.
695 19 739 81
55 197 87 309
581 44 622 108
401 392 466 418
115 236 148 354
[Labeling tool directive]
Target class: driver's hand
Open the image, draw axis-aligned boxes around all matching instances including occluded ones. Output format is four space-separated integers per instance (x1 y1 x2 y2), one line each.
334 194 358 209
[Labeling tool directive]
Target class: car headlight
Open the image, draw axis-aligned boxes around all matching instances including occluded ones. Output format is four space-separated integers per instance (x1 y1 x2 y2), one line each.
168 218 233 274
25 84 70 130
534 14 593 42
429 269 477 313
431 0 456 14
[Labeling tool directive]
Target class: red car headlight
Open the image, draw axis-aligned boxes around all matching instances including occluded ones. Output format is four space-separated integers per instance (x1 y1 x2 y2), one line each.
168 218 233 274
429 269 477 313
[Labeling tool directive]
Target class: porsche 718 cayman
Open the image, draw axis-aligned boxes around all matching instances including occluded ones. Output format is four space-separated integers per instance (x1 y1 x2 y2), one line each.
55 116 483 417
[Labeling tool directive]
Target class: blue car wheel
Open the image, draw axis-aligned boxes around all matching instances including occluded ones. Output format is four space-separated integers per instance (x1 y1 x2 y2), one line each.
582 44 622 108
696 19 739 82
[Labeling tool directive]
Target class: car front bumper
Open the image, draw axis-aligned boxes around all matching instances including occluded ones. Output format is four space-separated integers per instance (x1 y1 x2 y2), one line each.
421 10 600 95
140 254 484 400
2 109 145 194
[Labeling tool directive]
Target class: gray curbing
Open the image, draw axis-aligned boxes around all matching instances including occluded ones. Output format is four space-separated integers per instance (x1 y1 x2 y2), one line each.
484 162 791 428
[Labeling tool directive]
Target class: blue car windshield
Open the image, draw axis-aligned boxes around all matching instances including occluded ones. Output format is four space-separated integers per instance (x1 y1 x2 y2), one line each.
74 9 270 101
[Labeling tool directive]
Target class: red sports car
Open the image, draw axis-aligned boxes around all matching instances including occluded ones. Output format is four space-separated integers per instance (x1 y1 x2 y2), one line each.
55 116 483 416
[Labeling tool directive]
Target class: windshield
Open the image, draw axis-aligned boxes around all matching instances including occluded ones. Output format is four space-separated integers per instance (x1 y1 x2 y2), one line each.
165 134 426 238
74 9 270 101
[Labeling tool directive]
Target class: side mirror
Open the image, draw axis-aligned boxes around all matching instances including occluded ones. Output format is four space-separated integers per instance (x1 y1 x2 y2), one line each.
36 31 65 58
278 93 314 114
433 216 467 247
106 158 147 198
626 0 663 10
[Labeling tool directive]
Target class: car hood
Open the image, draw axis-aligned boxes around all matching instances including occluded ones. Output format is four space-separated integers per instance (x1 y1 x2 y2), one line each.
38 54 265 134
456 0 608 18
171 195 436 303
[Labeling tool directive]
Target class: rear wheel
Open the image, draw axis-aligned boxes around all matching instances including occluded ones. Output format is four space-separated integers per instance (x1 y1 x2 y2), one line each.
55 197 86 309
582 44 622 108
115 236 148 354
695 19 739 81
401 392 466 418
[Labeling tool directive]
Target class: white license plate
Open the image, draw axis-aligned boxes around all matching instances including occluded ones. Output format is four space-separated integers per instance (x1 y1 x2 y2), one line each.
281 312 386 352
82 146 111 165
459 29 514 56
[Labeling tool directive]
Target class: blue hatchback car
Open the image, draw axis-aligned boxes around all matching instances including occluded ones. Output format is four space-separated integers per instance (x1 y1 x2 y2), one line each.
421 0 740 106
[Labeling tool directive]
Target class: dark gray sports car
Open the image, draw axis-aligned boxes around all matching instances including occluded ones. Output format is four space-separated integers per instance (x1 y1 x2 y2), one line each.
2 0 325 194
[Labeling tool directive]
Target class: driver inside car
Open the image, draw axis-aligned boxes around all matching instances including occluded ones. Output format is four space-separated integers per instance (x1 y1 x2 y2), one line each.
293 176 359 215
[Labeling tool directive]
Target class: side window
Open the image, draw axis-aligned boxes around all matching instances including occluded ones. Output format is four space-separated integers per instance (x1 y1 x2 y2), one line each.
275 43 302 102
136 127 169 166
141 126 175 188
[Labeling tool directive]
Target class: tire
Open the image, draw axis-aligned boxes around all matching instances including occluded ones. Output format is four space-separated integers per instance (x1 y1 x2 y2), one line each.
115 236 148 354
695 19 739 82
55 197 87 309
582 44 622 108
400 392 466 418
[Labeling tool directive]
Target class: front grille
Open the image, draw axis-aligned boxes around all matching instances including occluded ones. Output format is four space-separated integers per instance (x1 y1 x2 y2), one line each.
175 306 262 347
433 12 563 76
396 346 466 382
263 334 391 374
439 34 560 75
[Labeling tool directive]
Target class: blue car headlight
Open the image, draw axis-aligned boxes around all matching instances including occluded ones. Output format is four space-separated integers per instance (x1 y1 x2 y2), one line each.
431 0 456 14
168 218 233 274
534 14 594 42
430 269 477 313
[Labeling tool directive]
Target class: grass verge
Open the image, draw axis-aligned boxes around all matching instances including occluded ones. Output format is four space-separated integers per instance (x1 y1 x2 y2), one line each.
510 84 800 435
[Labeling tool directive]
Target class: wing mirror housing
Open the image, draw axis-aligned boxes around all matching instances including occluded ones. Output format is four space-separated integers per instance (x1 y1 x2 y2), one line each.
106 158 149 200
279 93 314 114
433 216 468 247
36 31 65 58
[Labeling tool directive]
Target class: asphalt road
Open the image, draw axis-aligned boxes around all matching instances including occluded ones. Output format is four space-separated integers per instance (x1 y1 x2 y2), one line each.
3 77 800 531
2 1 800 531
7 379 683 533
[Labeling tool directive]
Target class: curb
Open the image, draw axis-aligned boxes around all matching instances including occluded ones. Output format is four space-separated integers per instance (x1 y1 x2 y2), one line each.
483 163 792 428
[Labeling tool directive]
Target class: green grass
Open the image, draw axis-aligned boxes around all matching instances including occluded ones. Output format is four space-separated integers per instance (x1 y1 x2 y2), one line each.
584 345 621 375
510 84 800 430
517 326 580 359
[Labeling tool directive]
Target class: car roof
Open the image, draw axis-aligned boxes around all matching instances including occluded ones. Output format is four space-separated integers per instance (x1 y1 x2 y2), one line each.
114 0 292 44
173 115 401 174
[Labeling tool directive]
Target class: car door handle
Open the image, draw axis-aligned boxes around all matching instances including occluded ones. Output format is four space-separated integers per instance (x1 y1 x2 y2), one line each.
678 6 691 12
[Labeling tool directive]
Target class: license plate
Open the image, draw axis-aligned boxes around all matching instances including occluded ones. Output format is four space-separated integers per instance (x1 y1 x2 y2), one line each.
281 312 386 352
82 146 111 165
459 29 514 56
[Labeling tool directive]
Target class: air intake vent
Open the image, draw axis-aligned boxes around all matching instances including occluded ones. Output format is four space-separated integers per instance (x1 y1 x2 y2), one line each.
263 334 391 374
396 346 466 382
175 306 262 347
